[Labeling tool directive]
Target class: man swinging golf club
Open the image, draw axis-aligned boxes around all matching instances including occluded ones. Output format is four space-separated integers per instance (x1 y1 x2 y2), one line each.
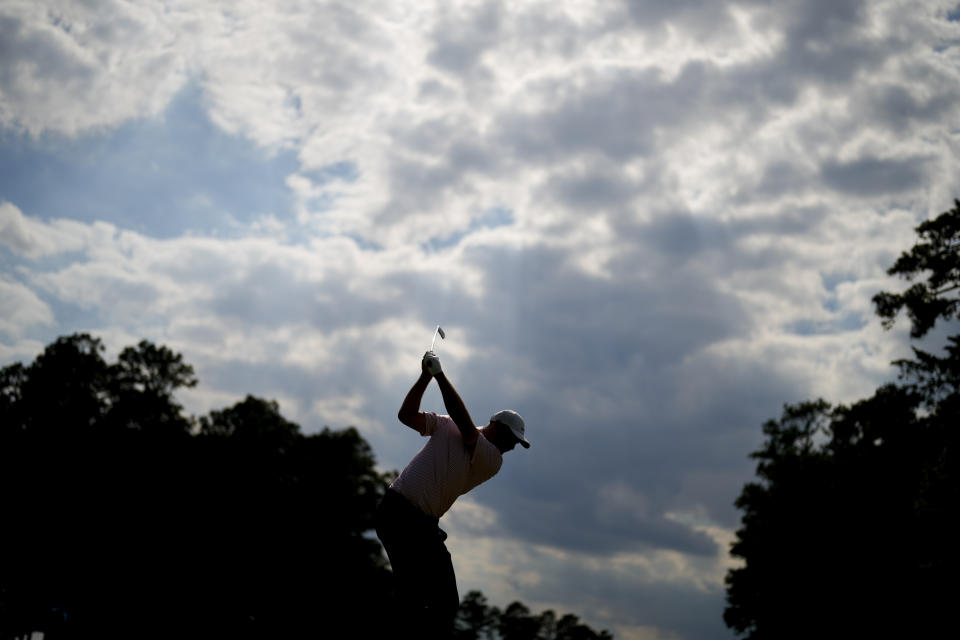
375 347 529 639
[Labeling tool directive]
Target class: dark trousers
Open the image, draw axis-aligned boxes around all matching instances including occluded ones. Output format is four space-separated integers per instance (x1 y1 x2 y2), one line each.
375 489 459 639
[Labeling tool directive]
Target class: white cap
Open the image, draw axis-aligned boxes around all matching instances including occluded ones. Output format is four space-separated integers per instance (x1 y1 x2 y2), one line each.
490 410 529 448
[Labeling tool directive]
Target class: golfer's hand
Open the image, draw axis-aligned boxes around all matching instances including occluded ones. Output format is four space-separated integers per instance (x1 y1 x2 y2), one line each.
423 351 442 376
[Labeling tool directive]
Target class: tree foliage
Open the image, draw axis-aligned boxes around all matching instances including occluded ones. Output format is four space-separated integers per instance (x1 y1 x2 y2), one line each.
872 198 960 338
454 591 613 640
725 203 960 638
1 334 612 639
0 335 393 639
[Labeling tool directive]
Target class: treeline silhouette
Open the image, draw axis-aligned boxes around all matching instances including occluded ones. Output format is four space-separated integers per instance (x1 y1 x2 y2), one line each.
454 591 612 640
0 335 612 639
725 201 960 638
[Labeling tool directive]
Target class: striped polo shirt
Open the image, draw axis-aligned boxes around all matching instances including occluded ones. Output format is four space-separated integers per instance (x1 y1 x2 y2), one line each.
390 412 503 518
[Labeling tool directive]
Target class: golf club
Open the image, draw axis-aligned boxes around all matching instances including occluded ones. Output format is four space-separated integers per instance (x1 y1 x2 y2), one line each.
430 325 445 352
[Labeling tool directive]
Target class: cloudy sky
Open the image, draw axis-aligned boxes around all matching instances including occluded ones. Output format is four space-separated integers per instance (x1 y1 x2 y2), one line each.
2 1 959 637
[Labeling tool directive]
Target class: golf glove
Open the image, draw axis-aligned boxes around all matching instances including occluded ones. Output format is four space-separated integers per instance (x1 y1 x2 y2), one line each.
423 351 442 375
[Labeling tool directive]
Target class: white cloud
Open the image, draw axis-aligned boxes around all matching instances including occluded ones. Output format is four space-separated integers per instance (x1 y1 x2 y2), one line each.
3 208 492 434
0 0 189 136
0 277 54 338
0 202 90 257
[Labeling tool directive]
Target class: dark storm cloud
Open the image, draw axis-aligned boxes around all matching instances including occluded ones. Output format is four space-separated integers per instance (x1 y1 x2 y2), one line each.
433 233 789 556
488 373 775 542
210 264 340 330
390 0 945 258
497 491 719 557
728 0 904 96
426 0 502 75
201 359 330 409
852 83 960 133
750 161 815 199
372 156 463 224
439 184 857 557
207 252 467 334
497 64 710 163
635 211 716 263
544 163 645 212
390 115 471 157
373 119 506 226
773 0 867 44
821 155 931 196
608 205 833 280
475 238 747 373
489 0 918 177
449 166 904 558
621 0 737 36
722 206 832 268
0 13 95 92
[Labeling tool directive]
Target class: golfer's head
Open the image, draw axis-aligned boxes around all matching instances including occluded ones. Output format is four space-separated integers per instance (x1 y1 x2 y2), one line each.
489 410 529 451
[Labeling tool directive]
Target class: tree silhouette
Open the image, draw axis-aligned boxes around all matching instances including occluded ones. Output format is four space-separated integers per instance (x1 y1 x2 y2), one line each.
500 601 542 640
873 199 960 338
11 334 110 435
453 590 614 640
725 202 960 638
0 336 394 638
454 590 499 640
104 340 197 435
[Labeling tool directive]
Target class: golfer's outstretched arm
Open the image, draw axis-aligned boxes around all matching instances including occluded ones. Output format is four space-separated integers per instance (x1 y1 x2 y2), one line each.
433 372 479 449
398 364 431 433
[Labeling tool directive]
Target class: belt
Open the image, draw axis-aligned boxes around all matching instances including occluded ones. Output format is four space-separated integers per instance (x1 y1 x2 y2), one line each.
383 488 440 528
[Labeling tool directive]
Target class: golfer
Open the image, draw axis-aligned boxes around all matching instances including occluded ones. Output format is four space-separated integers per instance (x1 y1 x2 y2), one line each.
375 350 529 639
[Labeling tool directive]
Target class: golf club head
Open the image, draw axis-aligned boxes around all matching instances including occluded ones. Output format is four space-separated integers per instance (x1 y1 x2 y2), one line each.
430 325 445 352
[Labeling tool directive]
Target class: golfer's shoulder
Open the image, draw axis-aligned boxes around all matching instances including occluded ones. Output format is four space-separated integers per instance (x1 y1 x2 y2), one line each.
423 411 455 436
476 433 503 470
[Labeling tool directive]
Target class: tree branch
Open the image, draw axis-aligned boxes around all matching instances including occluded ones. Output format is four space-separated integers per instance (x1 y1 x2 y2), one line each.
931 284 960 297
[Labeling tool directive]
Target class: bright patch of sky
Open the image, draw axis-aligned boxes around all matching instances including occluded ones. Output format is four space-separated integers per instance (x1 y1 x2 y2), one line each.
0 84 298 238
